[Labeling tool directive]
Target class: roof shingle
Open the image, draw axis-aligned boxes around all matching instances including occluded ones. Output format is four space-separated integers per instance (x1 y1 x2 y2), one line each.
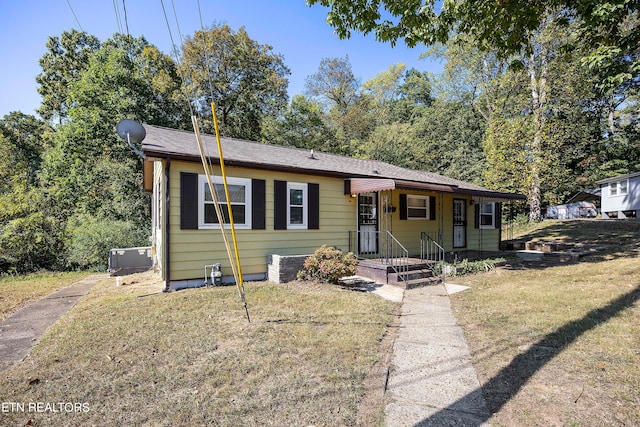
141 124 524 200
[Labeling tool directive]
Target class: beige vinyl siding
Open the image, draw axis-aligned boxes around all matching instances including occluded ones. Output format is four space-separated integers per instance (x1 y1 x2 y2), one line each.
168 161 356 281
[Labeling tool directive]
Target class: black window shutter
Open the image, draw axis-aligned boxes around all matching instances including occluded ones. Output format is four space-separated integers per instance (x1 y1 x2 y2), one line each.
429 196 436 220
474 204 480 229
180 172 199 230
252 179 266 230
399 194 407 220
308 183 320 230
495 202 502 229
274 180 287 230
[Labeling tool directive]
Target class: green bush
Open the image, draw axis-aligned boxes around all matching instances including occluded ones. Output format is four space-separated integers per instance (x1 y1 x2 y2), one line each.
436 257 506 276
297 245 358 284
66 215 149 270
0 212 65 274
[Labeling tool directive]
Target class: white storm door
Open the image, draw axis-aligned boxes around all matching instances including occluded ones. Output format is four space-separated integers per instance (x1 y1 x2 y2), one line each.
358 192 378 254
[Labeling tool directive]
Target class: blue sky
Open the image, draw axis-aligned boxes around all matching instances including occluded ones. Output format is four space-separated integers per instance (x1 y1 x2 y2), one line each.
0 0 443 118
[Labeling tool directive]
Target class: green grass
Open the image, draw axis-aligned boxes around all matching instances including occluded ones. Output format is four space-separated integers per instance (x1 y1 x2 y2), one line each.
0 274 396 426
451 219 640 426
0 272 90 321
512 218 640 247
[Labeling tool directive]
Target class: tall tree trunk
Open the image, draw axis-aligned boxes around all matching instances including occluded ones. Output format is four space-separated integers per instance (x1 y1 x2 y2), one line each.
527 43 547 222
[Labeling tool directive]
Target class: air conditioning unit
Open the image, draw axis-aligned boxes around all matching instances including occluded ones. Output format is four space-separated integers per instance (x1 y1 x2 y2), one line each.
108 247 153 276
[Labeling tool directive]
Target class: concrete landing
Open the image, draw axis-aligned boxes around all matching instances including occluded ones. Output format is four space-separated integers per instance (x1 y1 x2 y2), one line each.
0 274 105 371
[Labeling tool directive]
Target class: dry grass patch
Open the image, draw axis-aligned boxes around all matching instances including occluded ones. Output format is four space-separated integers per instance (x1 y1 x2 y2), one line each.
0 272 89 321
0 272 396 426
451 220 640 426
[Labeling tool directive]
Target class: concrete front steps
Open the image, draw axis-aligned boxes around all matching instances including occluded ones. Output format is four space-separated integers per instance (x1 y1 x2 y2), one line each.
389 267 442 289
357 259 442 289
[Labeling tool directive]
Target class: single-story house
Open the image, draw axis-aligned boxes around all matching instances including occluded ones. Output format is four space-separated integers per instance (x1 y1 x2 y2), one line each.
596 171 640 219
140 124 525 290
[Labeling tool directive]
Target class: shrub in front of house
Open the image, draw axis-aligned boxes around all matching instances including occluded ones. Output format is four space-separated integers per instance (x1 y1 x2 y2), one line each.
297 245 358 284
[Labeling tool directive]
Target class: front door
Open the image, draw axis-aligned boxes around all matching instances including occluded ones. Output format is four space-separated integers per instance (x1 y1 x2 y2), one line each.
358 192 378 254
453 199 466 248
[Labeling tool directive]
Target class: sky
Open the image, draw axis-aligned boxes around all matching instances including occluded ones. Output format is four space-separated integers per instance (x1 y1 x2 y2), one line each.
0 0 443 118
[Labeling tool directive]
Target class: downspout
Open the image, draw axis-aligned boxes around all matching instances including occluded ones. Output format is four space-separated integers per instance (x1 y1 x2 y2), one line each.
163 157 171 292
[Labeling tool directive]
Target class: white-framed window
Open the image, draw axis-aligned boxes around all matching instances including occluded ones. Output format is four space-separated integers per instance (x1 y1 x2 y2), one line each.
287 182 308 229
610 179 628 197
480 203 495 229
198 175 252 229
407 195 429 219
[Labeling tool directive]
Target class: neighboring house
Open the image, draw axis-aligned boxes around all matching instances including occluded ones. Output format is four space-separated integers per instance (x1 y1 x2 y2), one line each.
141 124 525 290
596 171 640 219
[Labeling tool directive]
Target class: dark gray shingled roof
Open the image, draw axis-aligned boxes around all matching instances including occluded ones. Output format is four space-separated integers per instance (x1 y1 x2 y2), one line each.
142 124 525 200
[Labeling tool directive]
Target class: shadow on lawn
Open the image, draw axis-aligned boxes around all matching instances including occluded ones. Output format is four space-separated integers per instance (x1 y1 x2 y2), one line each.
514 219 640 246
413 283 640 427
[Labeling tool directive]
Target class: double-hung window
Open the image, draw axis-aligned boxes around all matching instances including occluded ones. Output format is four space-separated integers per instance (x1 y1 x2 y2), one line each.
287 182 308 229
199 175 252 229
610 179 628 196
479 203 495 228
407 195 429 219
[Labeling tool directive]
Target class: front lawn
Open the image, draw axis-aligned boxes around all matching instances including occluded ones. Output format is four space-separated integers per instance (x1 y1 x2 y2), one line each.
451 220 640 426
0 272 396 426
0 272 90 321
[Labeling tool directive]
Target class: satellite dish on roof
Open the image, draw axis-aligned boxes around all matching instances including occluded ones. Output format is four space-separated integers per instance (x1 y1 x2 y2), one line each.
116 119 146 159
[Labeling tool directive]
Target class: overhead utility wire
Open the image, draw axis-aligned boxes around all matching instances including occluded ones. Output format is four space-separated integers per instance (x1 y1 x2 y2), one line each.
197 0 216 102
65 0 84 31
194 0 249 320
112 0 123 35
122 0 131 37
160 0 250 321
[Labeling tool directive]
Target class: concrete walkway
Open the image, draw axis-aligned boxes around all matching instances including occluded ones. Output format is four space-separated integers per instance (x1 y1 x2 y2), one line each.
0 274 105 371
385 283 491 427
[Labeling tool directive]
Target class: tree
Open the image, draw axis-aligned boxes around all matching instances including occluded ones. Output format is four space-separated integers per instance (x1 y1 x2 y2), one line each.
412 100 487 184
307 0 639 89
180 24 290 140
361 64 433 123
36 30 100 123
0 112 49 188
304 56 375 155
37 35 186 269
305 56 359 113
261 95 336 150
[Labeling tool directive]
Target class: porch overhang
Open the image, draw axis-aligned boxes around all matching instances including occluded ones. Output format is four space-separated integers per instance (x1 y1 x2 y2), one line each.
344 178 396 195
345 177 526 201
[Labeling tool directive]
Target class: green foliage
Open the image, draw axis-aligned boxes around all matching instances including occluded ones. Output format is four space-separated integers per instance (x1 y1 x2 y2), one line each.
36 30 100 123
297 245 358 284
438 257 506 277
66 215 149 270
180 24 290 140
305 56 359 112
0 212 65 274
261 95 337 150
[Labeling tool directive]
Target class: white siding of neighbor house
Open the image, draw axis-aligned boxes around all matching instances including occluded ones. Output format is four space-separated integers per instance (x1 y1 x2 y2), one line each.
600 175 640 218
